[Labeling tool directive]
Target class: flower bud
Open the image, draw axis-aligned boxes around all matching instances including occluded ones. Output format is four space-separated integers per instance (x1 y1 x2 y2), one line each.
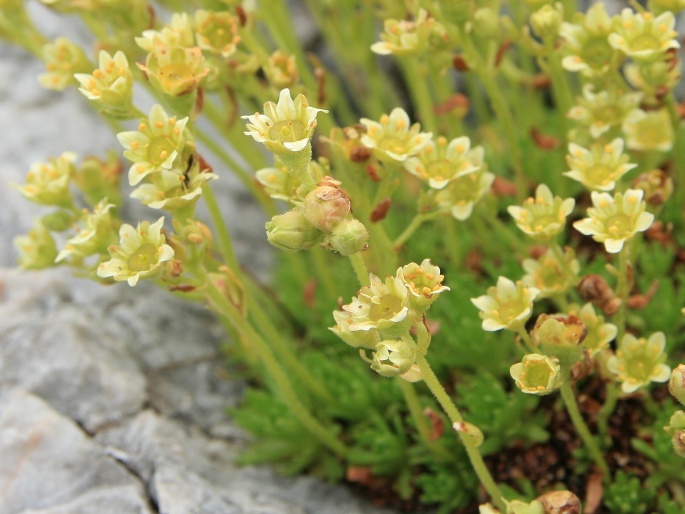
265 207 323 252
472 8 500 38
38 37 91 90
371 339 416 377
453 421 484 447
536 490 581 514
263 50 298 89
666 410 685 457
632 169 674 207
303 184 350 232
669 364 685 406
323 218 368 256
14 219 58 270
510 354 561 395
530 4 563 41
532 314 586 368
400 364 423 382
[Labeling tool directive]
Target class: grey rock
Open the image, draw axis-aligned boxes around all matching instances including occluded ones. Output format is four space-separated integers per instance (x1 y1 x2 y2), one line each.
0 388 151 514
20 486 155 514
0 270 148 433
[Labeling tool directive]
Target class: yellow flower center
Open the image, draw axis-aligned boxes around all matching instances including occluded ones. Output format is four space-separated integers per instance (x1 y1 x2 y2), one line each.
148 138 176 165
631 34 660 52
586 164 614 185
426 160 452 181
368 296 403 321
582 37 613 68
158 63 196 94
128 243 158 272
525 360 553 388
606 214 631 235
379 136 408 156
269 120 307 143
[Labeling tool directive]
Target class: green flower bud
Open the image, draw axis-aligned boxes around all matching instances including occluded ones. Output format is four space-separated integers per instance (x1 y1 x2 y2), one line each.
14 152 76 207
41 210 76 232
14 219 59 270
666 411 685 457
453 421 484 447
303 184 350 232
371 339 416 377
530 4 563 41
472 8 500 39
263 50 298 89
38 37 91 90
510 353 561 395
323 218 368 256
669 365 685 406
265 207 323 252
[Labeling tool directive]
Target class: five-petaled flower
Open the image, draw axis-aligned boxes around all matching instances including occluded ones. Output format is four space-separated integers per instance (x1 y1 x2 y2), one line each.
574 189 654 253
97 217 175 286
471 277 540 332
607 331 671 393
243 88 328 154
360 108 432 163
508 184 575 242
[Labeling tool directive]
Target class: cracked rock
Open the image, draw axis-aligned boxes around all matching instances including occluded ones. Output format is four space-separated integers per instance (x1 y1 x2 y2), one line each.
0 388 153 514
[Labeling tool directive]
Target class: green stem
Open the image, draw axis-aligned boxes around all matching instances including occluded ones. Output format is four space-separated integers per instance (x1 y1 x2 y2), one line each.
310 247 339 302
397 378 447 459
247 295 335 404
393 213 433 249
416 354 507 512
597 382 619 443
559 372 611 479
195 127 276 217
203 276 348 457
202 184 241 272
349 251 369 286
399 58 438 134
477 67 526 201
613 248 630 341
551 242 579 286
516 327 536 354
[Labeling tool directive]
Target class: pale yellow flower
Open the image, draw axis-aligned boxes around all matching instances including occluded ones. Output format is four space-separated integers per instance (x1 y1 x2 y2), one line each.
507 184 575 241
565 138 637 191
404 136 484 189
510 354 561 395
371 8 448 56
607 332 670 393
622 108 673 152
97 217 174 286
560 3 620 77
14 152 76 206
360 108 432 163
608 9 679 62
117 105 190 186
397 259 449 311
244 88 328 154
434 167 495 221
342 273 410 332
574 189 654 253
567 85 643 139
471 277 540 332
522 247 579 298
